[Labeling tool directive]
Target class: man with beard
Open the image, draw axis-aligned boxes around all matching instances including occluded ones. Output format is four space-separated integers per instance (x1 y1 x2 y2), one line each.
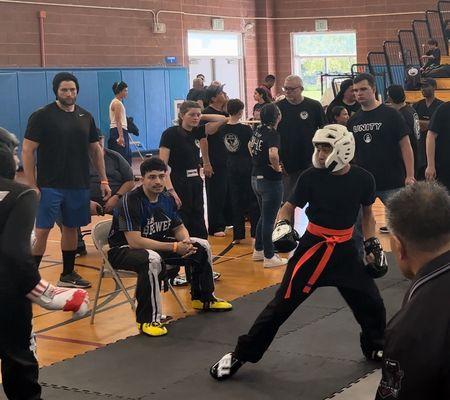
22 72 111 288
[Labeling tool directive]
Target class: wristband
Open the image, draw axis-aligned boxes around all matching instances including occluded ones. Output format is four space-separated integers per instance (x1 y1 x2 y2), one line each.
173 242 178 253
100 180 109 184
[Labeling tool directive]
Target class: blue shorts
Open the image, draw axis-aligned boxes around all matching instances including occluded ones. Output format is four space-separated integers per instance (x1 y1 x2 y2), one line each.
36 188 91 229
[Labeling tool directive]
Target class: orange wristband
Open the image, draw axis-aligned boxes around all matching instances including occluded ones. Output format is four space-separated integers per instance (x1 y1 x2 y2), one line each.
100 180 109 184
173 242 178 253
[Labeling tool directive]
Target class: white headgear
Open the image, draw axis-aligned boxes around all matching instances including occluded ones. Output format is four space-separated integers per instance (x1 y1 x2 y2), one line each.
312 124 355 172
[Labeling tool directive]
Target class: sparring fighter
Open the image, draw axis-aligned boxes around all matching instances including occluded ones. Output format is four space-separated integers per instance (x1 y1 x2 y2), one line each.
210 124 387 380
0 129 89 400
107 157 232 337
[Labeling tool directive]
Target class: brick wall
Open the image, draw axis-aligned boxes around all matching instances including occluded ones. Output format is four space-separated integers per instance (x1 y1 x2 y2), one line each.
0 0 442 106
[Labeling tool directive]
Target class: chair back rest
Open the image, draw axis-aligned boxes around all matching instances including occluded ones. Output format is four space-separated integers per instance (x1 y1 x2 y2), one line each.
92 219 113 253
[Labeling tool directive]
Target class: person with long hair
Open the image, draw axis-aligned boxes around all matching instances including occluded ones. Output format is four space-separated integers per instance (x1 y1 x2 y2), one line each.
159 100 228 239
108 81 132 165
249 103 287 268
253 87 271 120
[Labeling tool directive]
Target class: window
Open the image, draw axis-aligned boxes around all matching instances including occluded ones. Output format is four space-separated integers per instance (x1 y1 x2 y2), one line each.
188 31 242 57
292 32 356 101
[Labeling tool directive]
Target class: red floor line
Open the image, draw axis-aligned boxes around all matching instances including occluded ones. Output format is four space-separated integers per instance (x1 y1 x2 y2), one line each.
36 334 105 348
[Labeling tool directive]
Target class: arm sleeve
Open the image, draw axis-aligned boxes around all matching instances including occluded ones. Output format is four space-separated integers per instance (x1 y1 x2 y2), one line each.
24 110 43 143
361 171 376 206
159 128 175 149
168 197 183 230
117 194 142 232
1 190 41 294
116 152 134 183
288 171 309 208
267 132 280 149
193 125 207 140
244 125 253 143
89 117 99 143
429 103 446 135
392 110 408 141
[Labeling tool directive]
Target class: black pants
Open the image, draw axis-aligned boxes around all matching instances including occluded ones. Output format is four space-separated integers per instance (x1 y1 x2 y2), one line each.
172 174 207 239
0 295 41 400
108 127 132 165
108 239 215 323
234 232 386 363
206 165 229 235
227 159 259 240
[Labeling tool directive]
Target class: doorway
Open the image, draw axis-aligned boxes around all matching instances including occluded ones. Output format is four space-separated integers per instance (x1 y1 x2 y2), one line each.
187 31 244 100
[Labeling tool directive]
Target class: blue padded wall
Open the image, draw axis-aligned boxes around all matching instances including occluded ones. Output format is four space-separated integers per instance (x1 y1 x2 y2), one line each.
0 67 189 153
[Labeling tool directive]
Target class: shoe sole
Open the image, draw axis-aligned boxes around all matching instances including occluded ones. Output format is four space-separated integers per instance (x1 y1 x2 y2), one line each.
57 281 92 289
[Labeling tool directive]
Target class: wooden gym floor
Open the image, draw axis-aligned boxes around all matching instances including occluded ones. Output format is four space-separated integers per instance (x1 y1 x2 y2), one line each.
30 199 391 368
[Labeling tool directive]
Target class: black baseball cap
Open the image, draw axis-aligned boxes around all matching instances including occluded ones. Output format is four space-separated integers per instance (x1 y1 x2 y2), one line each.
420 78 437 88
205 84 225 102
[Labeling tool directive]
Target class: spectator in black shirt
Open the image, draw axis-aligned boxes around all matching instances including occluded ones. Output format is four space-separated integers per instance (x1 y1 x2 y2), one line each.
219 99 259 243
187 78 207 108
249 103 287 269
22 72 111 289
276 75 327 202
159 100 228 239
425 101 450 191
329 105 350 126
260 74 276 101
387 85 420 178
413 78 444 178
202 84 231 237
325 78 360 123
376 182 450 400
420 39 441 72
252 87 271 120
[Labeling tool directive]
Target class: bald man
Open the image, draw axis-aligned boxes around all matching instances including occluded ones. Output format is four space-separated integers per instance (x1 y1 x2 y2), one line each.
276 75 327 202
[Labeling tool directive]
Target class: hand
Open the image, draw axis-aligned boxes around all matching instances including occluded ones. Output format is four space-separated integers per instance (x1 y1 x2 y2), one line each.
117 135 125 147
405 176 416 186
425 166 436 181
203 163 214 178
101 182 112 201
280 163 287 175
272 163 282 173
104 195 120 213
168 189 182 209
90 200 102 215
175 241 195 257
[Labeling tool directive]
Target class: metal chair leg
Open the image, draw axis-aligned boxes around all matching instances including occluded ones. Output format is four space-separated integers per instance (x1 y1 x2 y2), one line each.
90 263 105 324
168 283 188 313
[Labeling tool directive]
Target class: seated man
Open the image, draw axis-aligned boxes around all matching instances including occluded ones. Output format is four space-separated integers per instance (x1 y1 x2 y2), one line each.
107 157 232 337
75 133 135 255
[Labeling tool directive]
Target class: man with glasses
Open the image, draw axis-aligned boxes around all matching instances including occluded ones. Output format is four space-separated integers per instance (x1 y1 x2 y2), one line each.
276 75 327 201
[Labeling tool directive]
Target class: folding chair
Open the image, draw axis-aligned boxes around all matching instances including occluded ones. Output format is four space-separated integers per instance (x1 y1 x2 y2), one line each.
90 220 187 325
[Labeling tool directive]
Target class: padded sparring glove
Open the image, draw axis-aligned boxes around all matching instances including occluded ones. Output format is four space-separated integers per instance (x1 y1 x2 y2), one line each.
26 279 89 318
272 220 300 253
364 237 388 278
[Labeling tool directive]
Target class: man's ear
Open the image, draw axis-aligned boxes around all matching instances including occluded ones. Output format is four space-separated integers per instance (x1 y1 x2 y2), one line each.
390 234 407 260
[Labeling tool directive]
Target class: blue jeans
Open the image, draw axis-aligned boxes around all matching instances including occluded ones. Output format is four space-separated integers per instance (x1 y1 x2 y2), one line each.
252 177 283 259
354 188 401 259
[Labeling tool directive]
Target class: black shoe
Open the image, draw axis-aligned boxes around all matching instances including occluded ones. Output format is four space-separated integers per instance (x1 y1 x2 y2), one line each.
57 271 92 288
75 246 87 257
210 353 244 380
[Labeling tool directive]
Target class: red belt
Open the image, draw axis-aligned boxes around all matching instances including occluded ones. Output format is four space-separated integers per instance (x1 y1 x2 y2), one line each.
284 222 354 299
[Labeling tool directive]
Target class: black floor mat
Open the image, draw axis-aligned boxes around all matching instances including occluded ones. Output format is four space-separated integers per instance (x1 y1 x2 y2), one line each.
3 254 409 400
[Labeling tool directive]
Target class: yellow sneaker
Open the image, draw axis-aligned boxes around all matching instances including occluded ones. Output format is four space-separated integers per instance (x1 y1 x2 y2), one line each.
192 298 233 312
137 322 168 337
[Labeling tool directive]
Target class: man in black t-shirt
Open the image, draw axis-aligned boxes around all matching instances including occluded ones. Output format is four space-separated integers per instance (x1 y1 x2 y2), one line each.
413 79 444 178
425 101 450 190
22 72 111 289
202 84 231 237
108 157 232 337
387 85 420 177
210 125 387 380
420 39 441 71
276 75 327 201
348 74 415 199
